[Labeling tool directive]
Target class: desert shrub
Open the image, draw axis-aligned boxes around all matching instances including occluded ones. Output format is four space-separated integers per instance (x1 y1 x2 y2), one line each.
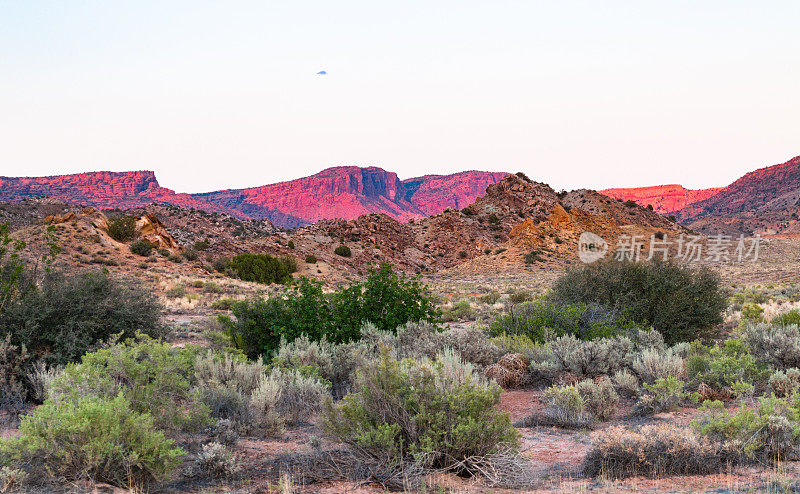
206 418 239 446
742 322 800 369
740 302 765 325
489 300 633 342
222 265 439 359
198 384 251 430
210 298 236 310
575 378 619 420
0 394 184 488
249 373 284 436
436 326 503 367
687 338 768 391
774 309 800 327
548 334 633 377
271 335 335 383
195 351 265 395
539 385 593 428
158 247 171 257
304 254 317 264
183 248 199 261
479 290 501 305
47 335 209 432
130 239 154 256
551 259 727 344
334 245 351 257
203 281 223 293
107 215 138 242
769 368 800 397
632 348 685 384
193 239 210 251
25 361 60 403
270 368 328 425
583 424 738 478
195 442 240 478
0 466 28 491
323 350 519 473
227 253 294 285
693 396 800 464
441 300 475 322
0 334 28 413
0 270 166 366
612 369 640 398
633 377 695 416
489 333 538 358
165 285 186 299
508 289 533 304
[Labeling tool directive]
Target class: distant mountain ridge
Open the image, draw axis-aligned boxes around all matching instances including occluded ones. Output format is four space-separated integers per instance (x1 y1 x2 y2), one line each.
0 167 509 227
600 184 722 214
599 154 800 235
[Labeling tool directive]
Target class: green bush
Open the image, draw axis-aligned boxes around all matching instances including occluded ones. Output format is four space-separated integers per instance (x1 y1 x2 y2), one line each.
130 239 154 256
551 259 726 344
489 300 633 342
48 336 209 432
304 254 318 264
634 377 696 415
107 215 138 242
0 271 165 366
539 384 593 428
1 394 184 488
193 238 211 251
227 253 295 284
693 396 800 463
687 338 768 392
334 245 351 257
773 309 800 327
322 350 519 472
441 300 475 322
222 264 439 359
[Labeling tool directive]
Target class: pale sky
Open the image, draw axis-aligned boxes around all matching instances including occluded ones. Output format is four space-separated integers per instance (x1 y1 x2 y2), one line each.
1 1 798 193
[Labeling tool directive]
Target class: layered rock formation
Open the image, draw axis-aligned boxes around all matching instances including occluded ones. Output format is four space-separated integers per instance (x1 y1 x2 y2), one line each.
0 171 242 217
0 168 508 228
600 185 721 214
194 167 509 226
402 171 508 215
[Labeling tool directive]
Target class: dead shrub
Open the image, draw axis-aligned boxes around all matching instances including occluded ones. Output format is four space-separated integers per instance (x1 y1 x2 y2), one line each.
485 353 530 388
583 424 739 478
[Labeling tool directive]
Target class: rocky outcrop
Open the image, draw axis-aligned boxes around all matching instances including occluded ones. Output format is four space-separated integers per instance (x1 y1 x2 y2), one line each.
44 207 181 252
600 185 722 214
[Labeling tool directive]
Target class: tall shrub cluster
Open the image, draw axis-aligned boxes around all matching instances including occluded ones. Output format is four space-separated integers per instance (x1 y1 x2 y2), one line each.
551 259 726 344
225 253 297 284
221 263 440 359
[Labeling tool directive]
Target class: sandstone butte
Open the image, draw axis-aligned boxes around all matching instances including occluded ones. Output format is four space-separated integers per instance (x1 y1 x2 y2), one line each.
600 184 722 214
194 166 509 225
0 167 509 228
0 171 242 217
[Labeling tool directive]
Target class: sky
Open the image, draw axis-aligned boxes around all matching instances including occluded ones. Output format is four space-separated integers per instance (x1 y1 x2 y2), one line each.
1 1 798 193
